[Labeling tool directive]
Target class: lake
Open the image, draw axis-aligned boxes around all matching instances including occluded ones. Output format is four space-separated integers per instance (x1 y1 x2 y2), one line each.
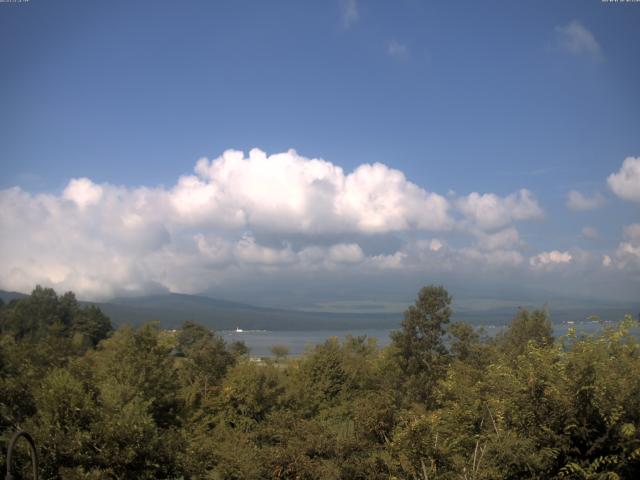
221 321 619 357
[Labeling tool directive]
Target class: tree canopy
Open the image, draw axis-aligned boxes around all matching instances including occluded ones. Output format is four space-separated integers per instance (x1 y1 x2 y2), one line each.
1 285 639 479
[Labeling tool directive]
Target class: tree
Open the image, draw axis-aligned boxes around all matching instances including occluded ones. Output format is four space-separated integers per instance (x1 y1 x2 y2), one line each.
497 308 553 358
0 287 112 349
217 361 285 428
447 321 492 369
390 285 452 404
0 286 67 340
270 344 289 362
70 305 112 347
296 337 348 413
229 340 249 357
27 368 97 479
92 323 181 428
87 323 184 478
174 321 238 410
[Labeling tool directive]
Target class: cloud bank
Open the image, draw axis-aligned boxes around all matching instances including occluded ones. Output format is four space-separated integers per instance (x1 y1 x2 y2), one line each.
0 149 636 303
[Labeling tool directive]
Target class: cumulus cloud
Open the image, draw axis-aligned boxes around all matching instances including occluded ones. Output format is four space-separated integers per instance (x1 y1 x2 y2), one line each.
369 251 407 270
607 157 640 203
0 149 457 298
608 224 640 270
1 148 635 303
328 243 365 264
182 149 453 234
566 190 605 211
555 20 603 62
63 178 104 209
529 250 572 268
613 243 640 270
456 189 543 231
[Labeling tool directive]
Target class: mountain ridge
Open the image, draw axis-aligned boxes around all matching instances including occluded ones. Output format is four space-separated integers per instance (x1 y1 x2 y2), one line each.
1 289 636 331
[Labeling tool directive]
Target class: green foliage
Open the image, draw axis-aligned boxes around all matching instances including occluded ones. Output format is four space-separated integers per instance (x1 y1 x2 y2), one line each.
176 321 236 408
2 287 640 479
71 304 112 347
390 285 452 404
270 344 290 361
295 337 349 413
496 307 554 358
0 286 112 345
217 361 286 429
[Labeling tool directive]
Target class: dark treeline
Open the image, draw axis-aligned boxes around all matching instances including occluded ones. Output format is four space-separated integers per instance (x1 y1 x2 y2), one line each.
1 285 639 479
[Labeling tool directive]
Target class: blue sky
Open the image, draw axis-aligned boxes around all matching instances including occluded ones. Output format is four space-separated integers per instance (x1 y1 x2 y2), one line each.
0 1 638 308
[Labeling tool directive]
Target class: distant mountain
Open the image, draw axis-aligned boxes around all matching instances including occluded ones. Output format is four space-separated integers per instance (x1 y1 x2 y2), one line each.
1 289 636 331
0 290 28 303
92 293 401 330
1 289 402 330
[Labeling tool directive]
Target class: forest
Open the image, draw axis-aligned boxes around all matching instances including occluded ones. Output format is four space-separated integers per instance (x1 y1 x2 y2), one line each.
1 285 639 479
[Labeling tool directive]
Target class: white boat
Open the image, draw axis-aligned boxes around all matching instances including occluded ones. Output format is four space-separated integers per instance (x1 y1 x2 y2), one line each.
235 327 244 333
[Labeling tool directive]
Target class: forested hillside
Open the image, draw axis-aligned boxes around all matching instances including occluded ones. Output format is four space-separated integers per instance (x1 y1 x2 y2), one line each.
1 286 639 479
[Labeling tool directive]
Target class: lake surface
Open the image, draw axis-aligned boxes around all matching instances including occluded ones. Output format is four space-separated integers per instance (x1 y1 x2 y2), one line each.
221 321 618 357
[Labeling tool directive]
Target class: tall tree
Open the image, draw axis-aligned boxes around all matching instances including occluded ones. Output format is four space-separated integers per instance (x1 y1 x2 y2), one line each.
390 285 452 404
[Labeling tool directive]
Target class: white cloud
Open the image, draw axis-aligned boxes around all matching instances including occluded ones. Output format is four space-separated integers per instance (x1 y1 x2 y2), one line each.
63 178 104 209
529 250 572 268
566 190 605 211
178 149 453 234
387 40 409 60
408 239 524 271
456 189 543 231
195 234 233 265
555 20 603 62
369 251 407 270
0 149 456 298
614 243 640 270
234 235 296 266
472 227 522 251
2 148 636 304
617 242 640 258
609 224 640 270
340 0 358 28
328 243 365 264
607 157 640 203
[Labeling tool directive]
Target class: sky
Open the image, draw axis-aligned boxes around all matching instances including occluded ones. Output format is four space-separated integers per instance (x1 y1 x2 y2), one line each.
0 0 639 310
